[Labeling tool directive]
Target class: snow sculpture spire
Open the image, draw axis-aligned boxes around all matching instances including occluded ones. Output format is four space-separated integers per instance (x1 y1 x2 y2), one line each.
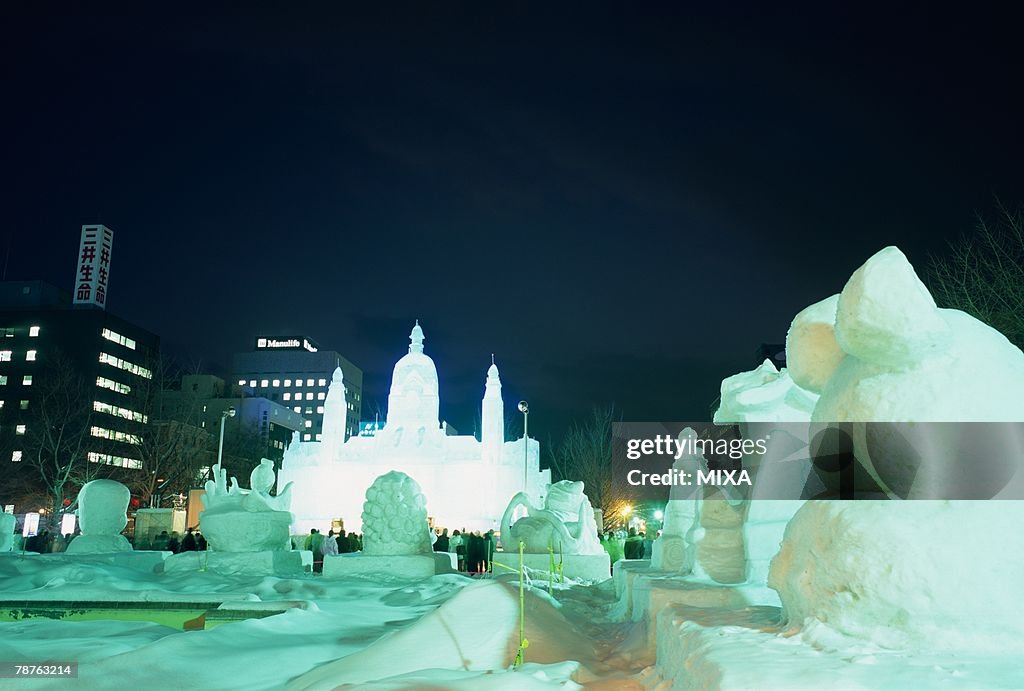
321 366 347 451
409 320 425 354
482 356 504 463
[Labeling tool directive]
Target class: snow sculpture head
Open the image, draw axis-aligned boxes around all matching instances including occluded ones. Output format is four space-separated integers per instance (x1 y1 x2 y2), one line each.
66 479 133 554
78 479 130 535
804 246 1024 424
714 359 818 425
361 471 432 556
501 480 603 555
199 459 294 552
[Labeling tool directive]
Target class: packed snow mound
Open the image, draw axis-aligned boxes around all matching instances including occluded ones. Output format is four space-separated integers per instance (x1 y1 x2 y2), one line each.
834 246 951 367
768 500 1024 652
808 246 1024 422
713 359 818 424
786 294 844 394
287 579 595 690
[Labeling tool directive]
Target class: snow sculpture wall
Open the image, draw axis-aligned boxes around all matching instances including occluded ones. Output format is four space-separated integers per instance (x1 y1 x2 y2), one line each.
361 471 432 556
66 479 132 554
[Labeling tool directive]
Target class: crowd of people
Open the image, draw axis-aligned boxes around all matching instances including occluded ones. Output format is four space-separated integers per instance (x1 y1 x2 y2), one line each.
433 528 495 574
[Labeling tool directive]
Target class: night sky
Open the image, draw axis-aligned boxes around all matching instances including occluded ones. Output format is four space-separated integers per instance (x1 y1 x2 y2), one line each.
4 4 1022 443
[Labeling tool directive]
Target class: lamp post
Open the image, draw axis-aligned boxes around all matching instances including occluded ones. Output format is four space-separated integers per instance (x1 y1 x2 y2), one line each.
518 401 529 493
217 406 236 470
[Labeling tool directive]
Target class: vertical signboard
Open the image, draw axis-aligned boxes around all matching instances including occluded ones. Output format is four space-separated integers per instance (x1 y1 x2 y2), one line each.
73 224 114 308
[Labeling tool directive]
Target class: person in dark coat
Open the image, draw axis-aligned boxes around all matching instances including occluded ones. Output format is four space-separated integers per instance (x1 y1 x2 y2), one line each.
435 528 450 552
166 532 181 553
196 532 208 551
623 528 644 560
180 528 198 552
337 529 352 554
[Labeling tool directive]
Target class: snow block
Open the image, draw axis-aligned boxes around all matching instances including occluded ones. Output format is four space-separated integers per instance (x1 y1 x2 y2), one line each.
321 553 436 580
36 550 170 572
162 550 306 577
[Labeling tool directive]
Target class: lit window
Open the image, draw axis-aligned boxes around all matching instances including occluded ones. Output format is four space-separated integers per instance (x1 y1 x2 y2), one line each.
283 393 291 401
201 420 206 428
249 380 256 387
305 406 313 414
101 328 137 350
293 406 301 414
303 433 311 441
0 401 4 408
238 379 246 386
318 378 326 387
98 352 152 379
317 392 325 400
96 377 131 395
15 424 26 435
284 379 292 387
305 392 313 400
22 375 32 386
0 376 6 385
305 420 312 428
11 451 21 462
26 350 37 361
29 326 40 337
0 351 11 362
260 379 269 387
315 433 322 441
316 406 324 414
272 379 280 387
303 378 311 386
19 400 28 410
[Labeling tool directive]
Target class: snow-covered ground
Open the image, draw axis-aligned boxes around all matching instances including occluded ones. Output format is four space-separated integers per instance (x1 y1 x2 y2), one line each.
0 556 646 690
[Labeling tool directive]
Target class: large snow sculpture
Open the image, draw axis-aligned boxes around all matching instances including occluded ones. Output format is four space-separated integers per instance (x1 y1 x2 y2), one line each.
498 480 610 581
322 470 440 579
361 471 432 556
768 246 1024 652
199 459 294 552
502 480 603 556
66 479 133 554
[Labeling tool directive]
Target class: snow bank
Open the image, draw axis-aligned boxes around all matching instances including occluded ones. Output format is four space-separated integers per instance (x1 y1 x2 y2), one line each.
287 579 596 689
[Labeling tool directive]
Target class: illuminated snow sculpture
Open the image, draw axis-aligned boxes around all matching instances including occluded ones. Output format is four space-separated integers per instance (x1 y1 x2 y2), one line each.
199 458 294 552
498 480 610 581
361 471 432 556
323 470 441 579
280 322 551 535
66 479 133 554
502 480 602 555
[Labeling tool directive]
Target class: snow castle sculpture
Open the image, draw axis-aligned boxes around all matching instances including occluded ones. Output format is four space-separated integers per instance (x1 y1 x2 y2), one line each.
280 322 551 534
66 479 133 554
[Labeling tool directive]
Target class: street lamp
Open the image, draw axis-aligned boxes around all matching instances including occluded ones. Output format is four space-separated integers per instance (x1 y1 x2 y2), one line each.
217 406 236 470
518 401 529 492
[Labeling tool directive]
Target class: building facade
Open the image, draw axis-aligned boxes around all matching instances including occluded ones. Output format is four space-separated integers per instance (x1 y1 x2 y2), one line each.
0 280 159 511
232 336 363 443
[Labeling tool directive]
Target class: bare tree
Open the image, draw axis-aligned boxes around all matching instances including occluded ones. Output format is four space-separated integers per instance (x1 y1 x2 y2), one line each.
15 351 105 531
929 203 1024 349
549 405 628 523
128 356 216 507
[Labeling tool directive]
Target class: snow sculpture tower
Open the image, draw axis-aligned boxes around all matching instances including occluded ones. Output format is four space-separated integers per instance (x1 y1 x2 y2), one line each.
321 366 347 452
481 357 504 463
382 321 441 447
